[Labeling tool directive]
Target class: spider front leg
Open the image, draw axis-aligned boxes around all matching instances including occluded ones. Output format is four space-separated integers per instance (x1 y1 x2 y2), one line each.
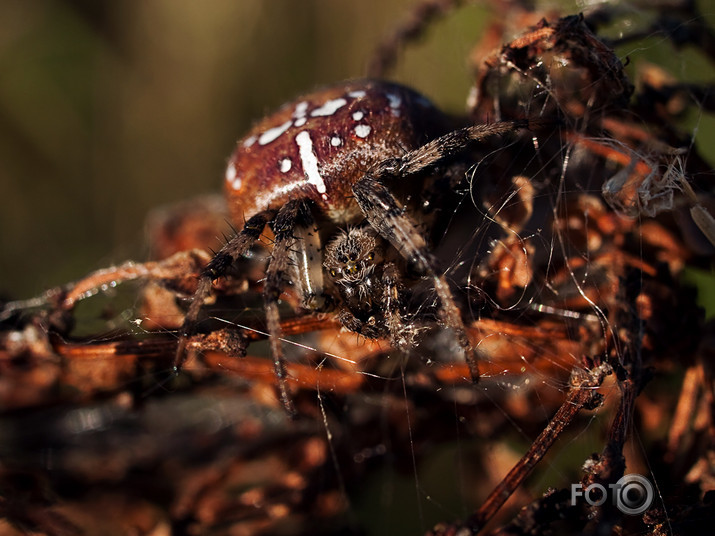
263 200 316 417
352 119 532 380
385 120 529 176
381 262 418 351
352 177 480 382
174 209 275 370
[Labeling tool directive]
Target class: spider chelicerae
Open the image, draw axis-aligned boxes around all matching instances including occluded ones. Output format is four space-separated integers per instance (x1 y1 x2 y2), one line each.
174 78 531 415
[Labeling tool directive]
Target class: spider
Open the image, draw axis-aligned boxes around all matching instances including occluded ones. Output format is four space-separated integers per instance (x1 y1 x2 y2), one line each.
1 2 712 534
174 78 531 414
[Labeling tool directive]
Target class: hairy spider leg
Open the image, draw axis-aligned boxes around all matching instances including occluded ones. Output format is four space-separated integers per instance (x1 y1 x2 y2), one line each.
263 200 314 417
352 120 530 382
381 261 415 350
394 121 530 175
176 200 324 416
353 177 481 381
288 203 328 311
174 209 275 371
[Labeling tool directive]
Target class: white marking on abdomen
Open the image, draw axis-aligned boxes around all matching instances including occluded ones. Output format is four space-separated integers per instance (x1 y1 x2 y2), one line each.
226 163 242 190
352 110 364 121
259 120 293 145
354 124 371 138
226 162 236 182
280 158 292 173
293 101 308 118
348 90 366 99
242 135 257 148
386 92 402 116
292 101 309 127
330 136 342 147
311 98 347 117
295 131 327 194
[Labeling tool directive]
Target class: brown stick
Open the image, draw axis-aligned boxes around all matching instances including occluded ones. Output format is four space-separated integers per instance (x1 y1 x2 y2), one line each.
465 362 610 533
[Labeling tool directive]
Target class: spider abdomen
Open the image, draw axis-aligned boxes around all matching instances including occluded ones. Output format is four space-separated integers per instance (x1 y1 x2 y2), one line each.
224 79 449 226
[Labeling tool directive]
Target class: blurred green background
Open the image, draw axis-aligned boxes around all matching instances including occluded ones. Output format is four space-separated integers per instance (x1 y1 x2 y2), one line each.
0 0 713 300
0 0 493 298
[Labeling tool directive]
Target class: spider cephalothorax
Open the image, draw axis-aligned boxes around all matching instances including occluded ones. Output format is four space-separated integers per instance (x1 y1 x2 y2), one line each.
324 227 382 302
323 227 396 337
175 78 529 414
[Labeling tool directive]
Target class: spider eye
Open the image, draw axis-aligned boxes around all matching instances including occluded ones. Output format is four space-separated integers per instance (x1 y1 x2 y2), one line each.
338 255 348 264
329 268 338 277
367 251 375 261
346 263 359 275
348 252 357 261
